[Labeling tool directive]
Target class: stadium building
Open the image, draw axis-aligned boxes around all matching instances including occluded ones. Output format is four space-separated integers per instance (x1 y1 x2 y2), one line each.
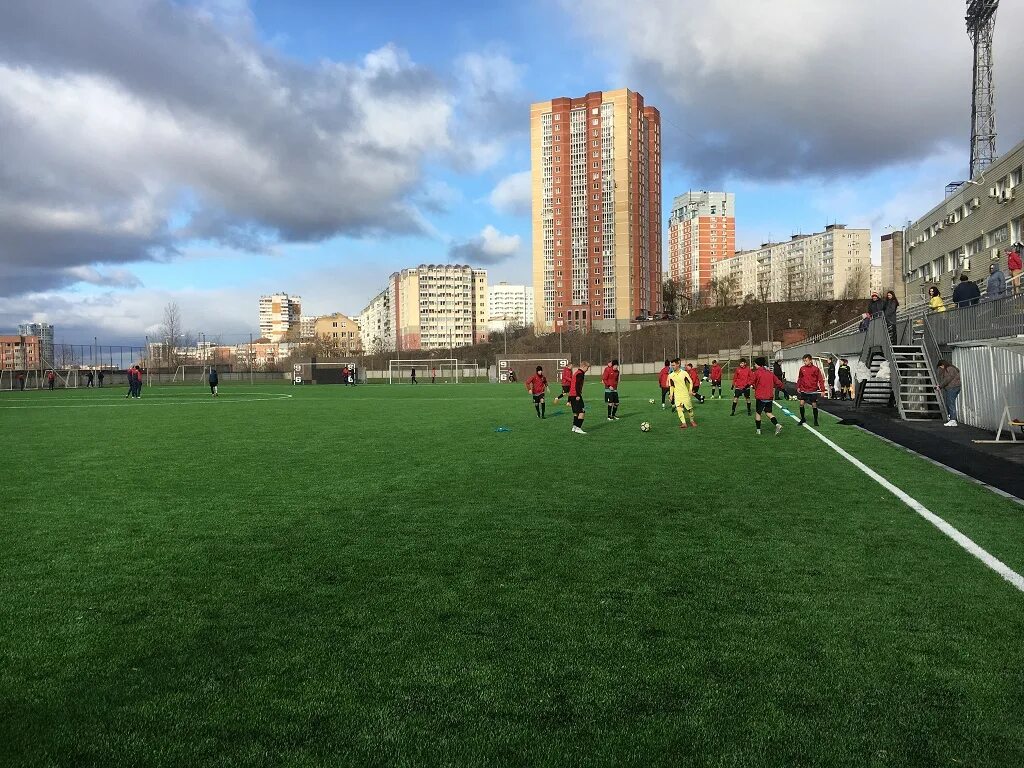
530 88 662 332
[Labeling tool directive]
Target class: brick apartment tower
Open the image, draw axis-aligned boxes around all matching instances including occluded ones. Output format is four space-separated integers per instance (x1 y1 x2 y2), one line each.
667 191 735 309
531 89 661 332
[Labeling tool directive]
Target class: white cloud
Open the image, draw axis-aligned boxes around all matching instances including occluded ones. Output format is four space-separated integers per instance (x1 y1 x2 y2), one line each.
448 225 522 265
562 0 1024 181
489 171 532 216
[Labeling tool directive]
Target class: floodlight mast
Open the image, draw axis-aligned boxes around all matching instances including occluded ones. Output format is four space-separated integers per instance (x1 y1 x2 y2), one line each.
966 0 999 180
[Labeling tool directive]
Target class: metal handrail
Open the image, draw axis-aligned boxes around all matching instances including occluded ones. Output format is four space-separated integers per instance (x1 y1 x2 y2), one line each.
920 324 950 422
924 291 1024 345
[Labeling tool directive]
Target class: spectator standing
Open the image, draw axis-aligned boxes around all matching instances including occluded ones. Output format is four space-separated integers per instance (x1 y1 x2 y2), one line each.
927 286 946 313
858 313 871 333
208 367 219 397
98 370 105 387
935 360 962 427
867 291 884 317
86 370 95 388
883 291 899 343
838 359 853 400
1007 244 1022 294
826 357 837 399
47 370 55 391
986 262 1006 301
952 274 981 307
772 361 786 400
16 373 25 391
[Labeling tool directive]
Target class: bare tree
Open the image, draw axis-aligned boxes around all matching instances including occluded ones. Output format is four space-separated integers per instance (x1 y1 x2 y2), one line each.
709 275 739 307
662 278 682 314
756 267 772 303
159 302 185 369
784 260 806 302
842 262 870 299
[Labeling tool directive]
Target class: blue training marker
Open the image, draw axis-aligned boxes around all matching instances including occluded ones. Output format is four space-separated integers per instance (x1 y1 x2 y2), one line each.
494 426 511 433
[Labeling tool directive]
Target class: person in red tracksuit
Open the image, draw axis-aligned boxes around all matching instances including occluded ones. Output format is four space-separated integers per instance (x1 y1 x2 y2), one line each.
796 354 826 427
710 360 723 399
524 366 548 419
602 359 621 420
731 359 754 416
751 357 785 436
569 361 591 434
658 360 671 408
685 363 705 403
552 363 573 406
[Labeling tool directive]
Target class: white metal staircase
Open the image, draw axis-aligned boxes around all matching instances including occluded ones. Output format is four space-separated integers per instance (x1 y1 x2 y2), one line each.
889 345 942 420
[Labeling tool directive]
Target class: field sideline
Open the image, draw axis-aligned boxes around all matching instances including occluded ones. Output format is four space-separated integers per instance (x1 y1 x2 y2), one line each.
2 382 1023 767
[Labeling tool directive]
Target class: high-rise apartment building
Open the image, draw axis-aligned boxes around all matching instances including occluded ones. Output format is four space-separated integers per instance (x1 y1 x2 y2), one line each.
358 287 395 354
360 265 488 352
18 322 53 365
258 293 302 342
667 191 735 308
531 89 661 332
487 283 534 332
711 225 871 305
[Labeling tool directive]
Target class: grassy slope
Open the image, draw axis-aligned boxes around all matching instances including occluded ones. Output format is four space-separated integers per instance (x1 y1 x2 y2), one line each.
1 383 1022 767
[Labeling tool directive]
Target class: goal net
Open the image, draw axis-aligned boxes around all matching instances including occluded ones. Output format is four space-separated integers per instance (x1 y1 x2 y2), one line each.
292 362 360 385
497 357 569 384
172 365 212 383
388 359 460 384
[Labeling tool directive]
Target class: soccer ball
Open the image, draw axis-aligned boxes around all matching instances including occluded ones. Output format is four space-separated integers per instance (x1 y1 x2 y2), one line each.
640 421 651 432
648 398 656 404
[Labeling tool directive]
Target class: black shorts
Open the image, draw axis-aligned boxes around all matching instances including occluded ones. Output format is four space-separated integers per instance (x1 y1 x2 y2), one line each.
711 379 722 387
734 387 750 398
755 399 774 414
604 389 619 403
571 397 585 414
532 394 544 403
798 391 819 403
561 385 571 394
839 380 852 389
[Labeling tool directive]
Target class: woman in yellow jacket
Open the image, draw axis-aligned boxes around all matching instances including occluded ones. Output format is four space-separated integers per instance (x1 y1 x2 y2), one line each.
928 285 946 312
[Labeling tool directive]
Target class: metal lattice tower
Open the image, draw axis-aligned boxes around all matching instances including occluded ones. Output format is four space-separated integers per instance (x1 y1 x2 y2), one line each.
966 0 999 180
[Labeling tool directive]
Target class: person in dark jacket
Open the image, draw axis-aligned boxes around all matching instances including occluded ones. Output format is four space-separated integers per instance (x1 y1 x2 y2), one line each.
98 370 105 387
772 361 786 399
826 357 837 399
838 358 853 400
858 312 871 333
867 291 884 317
883 290 899 343
952 274 981 307
208 367 219 397
986 262 1007 301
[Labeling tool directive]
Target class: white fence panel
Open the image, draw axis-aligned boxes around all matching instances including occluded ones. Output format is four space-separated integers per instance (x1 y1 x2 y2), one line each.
951 346 1024 431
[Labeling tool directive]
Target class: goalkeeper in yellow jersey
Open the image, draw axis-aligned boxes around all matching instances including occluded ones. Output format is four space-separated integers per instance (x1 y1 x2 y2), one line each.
668 358 698 430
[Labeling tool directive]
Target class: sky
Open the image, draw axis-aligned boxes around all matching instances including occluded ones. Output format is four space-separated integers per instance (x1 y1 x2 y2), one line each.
1 0 1023 344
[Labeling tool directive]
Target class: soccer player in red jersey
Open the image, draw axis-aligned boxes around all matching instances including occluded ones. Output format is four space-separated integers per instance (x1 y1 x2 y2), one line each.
796 354 826 426
552 363 573 406
710 360 723 398
524 366 548 419
750 357 785 436
602 359 621 420
658 359 671 408
730 359 754 416
685 363 705 403
569 361 591 434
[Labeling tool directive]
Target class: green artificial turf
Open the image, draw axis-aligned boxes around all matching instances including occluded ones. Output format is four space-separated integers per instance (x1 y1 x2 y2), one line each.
1 382 1023 767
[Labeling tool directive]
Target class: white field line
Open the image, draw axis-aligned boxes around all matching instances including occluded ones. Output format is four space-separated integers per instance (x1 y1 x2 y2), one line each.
776 405 1024 594
0 394 293 409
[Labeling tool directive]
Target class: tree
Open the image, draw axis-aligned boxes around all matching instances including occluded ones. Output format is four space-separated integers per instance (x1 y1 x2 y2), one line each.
842 262 870 299
159 302 185 368
662 278 682 314
784 259 806 302
709 275 739 307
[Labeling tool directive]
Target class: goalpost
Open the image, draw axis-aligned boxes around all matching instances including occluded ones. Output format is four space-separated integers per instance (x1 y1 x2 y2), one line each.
173 365 212 383
497 357 570 384
388 358 460 384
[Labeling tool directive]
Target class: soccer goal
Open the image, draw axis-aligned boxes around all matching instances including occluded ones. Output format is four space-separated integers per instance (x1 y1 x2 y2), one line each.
497 357 569 384
388 359 460 384
172 365 212 383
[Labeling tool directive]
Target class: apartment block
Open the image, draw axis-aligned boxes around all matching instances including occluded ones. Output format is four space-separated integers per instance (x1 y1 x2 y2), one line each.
905 135 1024 302
18 322 53 366
393 265 488 350
487 283 534 332
667 191 736 308
880 230 906 303
314 313 361 354
531 88 662 332
711 225 871 305
258 293 302 342
0 335 40 370
358 287 395 354
870 264 882 297
300 315 318 341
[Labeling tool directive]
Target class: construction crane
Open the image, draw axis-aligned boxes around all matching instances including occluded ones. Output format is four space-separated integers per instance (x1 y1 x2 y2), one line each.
966 0 999 180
